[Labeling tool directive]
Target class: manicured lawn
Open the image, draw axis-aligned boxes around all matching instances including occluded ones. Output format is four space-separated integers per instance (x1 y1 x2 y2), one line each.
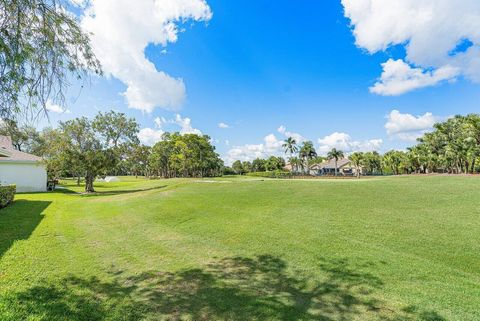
0 176 479 320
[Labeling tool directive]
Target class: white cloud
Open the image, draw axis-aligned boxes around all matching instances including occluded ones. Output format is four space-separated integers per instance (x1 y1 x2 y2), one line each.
224 134 283 165
218 122 230 129
46 101 71 114
317 132 382 154
152 114 201 135
342 0 480 95
385 109 440 141
173 114 202 135
154 116 167 128
81 0 212 112
370 59 459 95
138 128 164 146
139 113 201 145
277 125 305 142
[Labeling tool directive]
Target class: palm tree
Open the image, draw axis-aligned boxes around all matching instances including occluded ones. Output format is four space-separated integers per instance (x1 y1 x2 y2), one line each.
299 141 317 174
283 137 298 157
349 152 364 178
327 148 344 176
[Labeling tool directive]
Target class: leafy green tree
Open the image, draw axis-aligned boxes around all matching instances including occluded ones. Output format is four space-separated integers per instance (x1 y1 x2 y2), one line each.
93 111 140 175
126 145 151 178
265 156 286 171
31 127 66 179
327 148 344 176
242 161 252 173
232 160 244 175
410 114 480 174
149 133 174 178
252 158 266 172
149 133 223 178
0 0 101 119
54 112 139 192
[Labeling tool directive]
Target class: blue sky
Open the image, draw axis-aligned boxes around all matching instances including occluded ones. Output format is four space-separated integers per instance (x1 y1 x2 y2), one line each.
43 0 480 164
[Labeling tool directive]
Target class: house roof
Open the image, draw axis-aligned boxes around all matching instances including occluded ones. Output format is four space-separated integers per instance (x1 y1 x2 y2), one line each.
0 136 42 163
312 158 351 170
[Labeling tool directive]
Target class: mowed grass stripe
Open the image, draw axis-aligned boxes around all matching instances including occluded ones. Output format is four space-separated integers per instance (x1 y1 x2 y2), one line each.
0 176 478 320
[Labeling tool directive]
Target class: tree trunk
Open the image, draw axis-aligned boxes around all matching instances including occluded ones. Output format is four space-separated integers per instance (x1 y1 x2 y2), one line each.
335 159 338 176
85 175 95 193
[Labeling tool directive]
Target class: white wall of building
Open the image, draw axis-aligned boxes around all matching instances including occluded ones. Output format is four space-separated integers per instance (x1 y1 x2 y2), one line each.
0 162 47 192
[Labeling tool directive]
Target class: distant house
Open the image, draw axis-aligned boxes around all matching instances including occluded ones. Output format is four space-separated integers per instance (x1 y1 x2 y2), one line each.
310 158 362 176
0 136 47 192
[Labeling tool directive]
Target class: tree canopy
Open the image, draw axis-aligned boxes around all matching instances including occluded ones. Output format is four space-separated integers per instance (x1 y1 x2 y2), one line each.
149 132 223 178
0 0 101 119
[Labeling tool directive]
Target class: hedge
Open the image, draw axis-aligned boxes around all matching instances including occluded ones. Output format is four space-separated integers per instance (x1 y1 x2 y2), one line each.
0 185 15 209
246 170 293 179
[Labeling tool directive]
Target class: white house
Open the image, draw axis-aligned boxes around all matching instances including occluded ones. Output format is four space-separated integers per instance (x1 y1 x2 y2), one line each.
0 136 47 192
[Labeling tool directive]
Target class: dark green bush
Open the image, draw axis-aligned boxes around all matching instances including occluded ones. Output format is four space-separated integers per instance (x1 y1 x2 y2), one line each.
246 170 292 179
0 185 16 209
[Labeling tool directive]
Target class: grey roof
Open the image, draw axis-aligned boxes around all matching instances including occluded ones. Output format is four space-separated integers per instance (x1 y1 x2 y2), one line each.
0 136 42 163
312 158 351 170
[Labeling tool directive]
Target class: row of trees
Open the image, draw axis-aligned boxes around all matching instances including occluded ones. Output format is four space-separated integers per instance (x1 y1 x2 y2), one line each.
230 156 286 175
149 133 224 178
350 114 480 176
283 139 325 174
412 114 480 174
2 111 223 192
228 114 480 177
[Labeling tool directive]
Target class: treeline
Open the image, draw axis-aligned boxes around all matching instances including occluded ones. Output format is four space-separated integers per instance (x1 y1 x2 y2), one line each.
353 114 480 175
411 114 480 174
229 156 287 175
0 111 223 192
149 132 224 178
228 114 480 176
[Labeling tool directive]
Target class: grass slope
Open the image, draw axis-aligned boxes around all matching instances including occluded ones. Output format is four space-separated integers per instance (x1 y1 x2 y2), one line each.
0 176 479 320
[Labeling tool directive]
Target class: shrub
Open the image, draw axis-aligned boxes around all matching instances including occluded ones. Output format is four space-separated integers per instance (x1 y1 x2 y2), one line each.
246 170 292 179
0 185 16 209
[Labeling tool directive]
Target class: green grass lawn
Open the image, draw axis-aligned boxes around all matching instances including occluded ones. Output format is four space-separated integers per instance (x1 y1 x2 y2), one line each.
0 176 479 321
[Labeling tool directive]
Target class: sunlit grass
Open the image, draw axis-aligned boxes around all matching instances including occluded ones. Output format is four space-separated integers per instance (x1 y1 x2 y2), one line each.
0 175 479 320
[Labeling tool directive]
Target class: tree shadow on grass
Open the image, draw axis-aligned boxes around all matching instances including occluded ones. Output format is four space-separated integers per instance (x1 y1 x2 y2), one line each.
0 200 50 259
0 255 447 321
78 185 168 197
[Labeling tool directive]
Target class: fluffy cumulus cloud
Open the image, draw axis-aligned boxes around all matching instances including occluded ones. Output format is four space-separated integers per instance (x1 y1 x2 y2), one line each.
277 125 305 143
172 114 202 135
79 0 212 112
138 113 201 145
138 127 164 146
370 59 459 96
385 109 440 141
46 101 71 114
342 0 480 95
224 134 283 165
218 122 230 129
317 132 382 154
